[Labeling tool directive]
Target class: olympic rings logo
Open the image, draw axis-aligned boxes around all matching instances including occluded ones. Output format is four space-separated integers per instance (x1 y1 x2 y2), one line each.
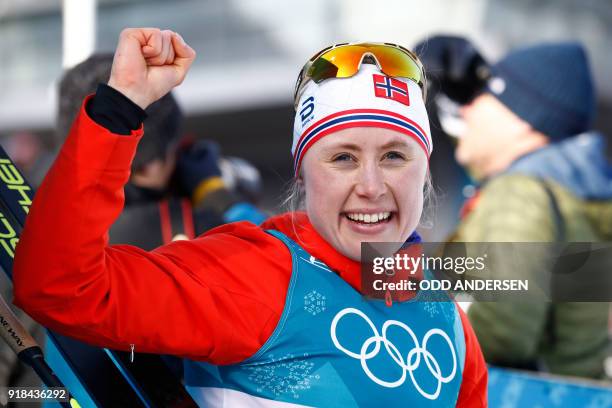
330 308 457 400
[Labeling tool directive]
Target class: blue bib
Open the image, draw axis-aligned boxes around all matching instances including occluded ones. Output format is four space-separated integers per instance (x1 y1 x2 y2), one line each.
184 230 465 407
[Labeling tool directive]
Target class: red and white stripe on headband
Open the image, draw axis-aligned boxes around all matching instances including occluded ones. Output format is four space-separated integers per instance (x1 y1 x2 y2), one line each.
292 109 431 175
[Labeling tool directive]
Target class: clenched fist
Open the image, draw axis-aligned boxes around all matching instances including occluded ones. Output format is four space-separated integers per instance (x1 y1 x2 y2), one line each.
107 28 196 110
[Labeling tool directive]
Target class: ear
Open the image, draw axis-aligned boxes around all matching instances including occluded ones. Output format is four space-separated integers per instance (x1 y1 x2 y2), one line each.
294 172 307 198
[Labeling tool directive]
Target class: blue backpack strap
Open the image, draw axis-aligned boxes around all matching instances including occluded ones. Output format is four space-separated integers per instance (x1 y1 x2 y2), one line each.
265 229 302 252
238 229 302 363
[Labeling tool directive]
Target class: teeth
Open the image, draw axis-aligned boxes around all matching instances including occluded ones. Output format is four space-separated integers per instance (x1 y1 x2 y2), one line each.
346 212 391 223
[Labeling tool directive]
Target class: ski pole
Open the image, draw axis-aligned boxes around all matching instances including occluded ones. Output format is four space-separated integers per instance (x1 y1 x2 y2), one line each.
0 146 79 407
0 294 80 407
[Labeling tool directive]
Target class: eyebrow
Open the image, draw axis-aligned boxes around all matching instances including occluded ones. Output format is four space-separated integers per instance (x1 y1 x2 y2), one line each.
379 140 413 150
324 140 413 152
326 143 361 152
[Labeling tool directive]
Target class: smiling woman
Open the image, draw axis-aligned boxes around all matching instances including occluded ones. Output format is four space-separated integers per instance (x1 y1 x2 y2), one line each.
12 32 487 407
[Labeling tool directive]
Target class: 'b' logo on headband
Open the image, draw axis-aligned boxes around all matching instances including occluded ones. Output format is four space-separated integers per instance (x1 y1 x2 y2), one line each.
373 74 410 106
300 96 315 127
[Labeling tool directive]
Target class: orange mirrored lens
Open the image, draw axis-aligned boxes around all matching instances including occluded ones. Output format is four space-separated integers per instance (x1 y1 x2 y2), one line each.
307 46 365 79
371 45 423 82
308 44 423 84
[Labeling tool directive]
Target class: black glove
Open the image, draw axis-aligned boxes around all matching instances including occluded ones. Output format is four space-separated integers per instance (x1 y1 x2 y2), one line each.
414 35 490 104
176 139 223 203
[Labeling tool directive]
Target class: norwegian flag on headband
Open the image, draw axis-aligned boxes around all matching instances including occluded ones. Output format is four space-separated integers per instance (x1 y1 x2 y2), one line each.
373 74 410 106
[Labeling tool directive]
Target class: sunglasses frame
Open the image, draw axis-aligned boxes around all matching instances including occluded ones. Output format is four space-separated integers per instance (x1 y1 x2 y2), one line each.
293 42 427 110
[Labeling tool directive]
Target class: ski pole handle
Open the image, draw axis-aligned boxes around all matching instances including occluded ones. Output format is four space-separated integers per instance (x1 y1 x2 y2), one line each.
0 295 38 352
0 295 80 408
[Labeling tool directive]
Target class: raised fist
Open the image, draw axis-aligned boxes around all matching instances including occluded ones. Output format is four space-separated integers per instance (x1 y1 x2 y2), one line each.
107 28 196 109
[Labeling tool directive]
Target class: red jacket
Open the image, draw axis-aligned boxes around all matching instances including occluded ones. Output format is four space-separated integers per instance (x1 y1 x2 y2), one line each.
13 103 487 406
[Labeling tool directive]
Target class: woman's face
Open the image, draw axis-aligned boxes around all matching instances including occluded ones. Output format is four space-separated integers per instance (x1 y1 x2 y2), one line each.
301 127 428 261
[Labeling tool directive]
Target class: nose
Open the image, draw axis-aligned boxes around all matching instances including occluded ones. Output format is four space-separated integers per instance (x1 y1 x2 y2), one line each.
354 163 387 200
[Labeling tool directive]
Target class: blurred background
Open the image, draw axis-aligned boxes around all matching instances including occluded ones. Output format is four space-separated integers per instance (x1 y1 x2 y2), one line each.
1 0 612 241
1 1 612 405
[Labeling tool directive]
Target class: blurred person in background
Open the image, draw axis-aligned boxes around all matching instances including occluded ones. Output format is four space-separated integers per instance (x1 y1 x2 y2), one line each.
56 54 265 249
1 131 45 182
417 35 612 379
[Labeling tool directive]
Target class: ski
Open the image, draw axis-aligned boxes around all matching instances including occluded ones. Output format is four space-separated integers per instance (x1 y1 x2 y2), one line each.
0 146 197 407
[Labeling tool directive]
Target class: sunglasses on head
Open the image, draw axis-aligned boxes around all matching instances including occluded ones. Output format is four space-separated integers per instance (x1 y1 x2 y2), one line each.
293 42 427 110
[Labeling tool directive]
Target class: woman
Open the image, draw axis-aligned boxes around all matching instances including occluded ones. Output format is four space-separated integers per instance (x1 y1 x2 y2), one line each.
13 28 487 406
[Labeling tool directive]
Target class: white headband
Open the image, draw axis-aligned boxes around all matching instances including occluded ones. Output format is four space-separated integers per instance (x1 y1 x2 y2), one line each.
292 64 432 175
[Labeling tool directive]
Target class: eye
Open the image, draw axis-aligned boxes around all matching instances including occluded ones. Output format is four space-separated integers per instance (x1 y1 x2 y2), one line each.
383 151 406 161
332 153 355 162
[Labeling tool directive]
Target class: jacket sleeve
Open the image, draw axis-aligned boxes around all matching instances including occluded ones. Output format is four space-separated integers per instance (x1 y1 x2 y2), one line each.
457 175 554 364
12 102 291 365
456 307 488 407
